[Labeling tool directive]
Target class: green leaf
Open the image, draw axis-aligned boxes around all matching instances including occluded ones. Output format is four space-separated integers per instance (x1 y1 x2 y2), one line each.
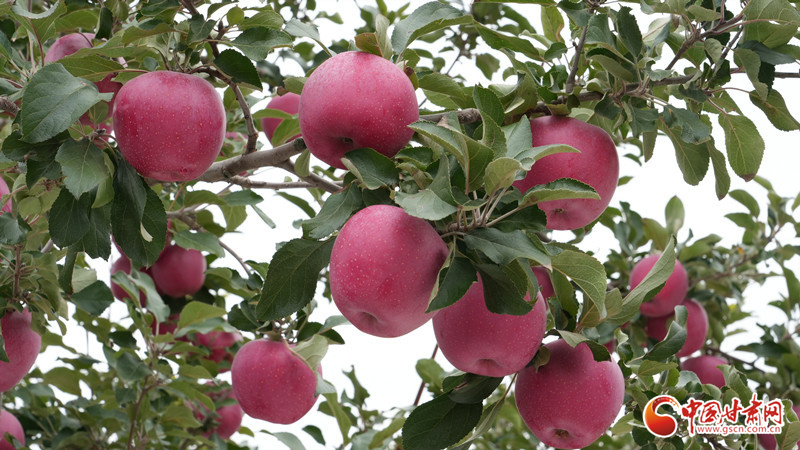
475 23 542 60
284 18 322 41
49 189 91 247
708 146 731 199
224 189 264 206
19 64 105 143
395 189 458 221
729 189 760 216
718 114 764 181
448 373 502 404
186 14 216 44
428 257 477 312
475 263 534 315
268 432 307 450
662 106 711 144
464 228 550 267
257 238 335 321
173 230 224 257
115 351 150 382
176 301 227 330
391 2 473 54
551 249 607 318
743 0 800 48
95 6 113 40
484 157 523 194
749 90 800 131
0 215 31 245
354 32 383 57
342 148 399 190
419 73 467 106
659 117 711 185
620 238 677 318
231 27 292 60
503 118 535 168
473 86 504 126
615 7 643 57
645 305 687 361
57 54 124 82
665 196 685 233
111 171 167 269
302 184 363 239
71 280 114 316
214 49 262 90
401 395 482 450
520 178 599 206
55 139 109 198
239 9 284 30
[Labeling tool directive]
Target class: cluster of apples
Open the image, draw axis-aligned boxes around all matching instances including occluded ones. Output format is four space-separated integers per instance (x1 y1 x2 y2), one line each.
0 309 41 448
629 255 725 386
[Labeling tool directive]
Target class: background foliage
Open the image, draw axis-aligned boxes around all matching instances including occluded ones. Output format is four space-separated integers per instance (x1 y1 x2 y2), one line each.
0 0 799 449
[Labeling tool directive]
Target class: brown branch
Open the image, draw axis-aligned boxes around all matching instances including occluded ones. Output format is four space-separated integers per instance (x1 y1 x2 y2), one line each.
420 108 482 124
0 97 18 117
276 160 342 193
197 138 307 183
223 176 316 190
565 25 590 95
413 344 439 407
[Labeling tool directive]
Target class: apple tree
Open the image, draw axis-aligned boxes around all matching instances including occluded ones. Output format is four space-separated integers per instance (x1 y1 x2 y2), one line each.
0 0 799 449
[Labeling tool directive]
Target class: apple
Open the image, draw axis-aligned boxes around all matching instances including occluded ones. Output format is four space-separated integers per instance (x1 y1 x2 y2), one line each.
231 339 318 424
645 298 708 357
150 313 179 336
299 51 419 169
261 92 301 145
150 245 206 298
630 255 689 317
44 33 122 126
0 409 24 450
758 405 800 450
434 278 548 374
195 385 243 440
512 116 619 230
433 277 546 377
195 330 243 369
515 339 625 449
532 266 555 299
329 204 449 337
0 309 42 392
113 71 225 181
681 354 727 388
0 176 12 213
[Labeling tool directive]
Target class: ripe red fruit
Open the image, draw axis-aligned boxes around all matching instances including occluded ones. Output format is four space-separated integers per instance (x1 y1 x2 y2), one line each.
0 177 12 213
645 298 708 357
433 279 547 377
195 330 243 368
758 405 800 449
630 255 689 317
231 340 318 424
329 205 449 337
0 310 42 392
512 116 619 230
195 386 243 440
113 71 225 181
681 354 727 388
0 409 24 450
299 52 419 169
44 33 122 126
261 92 301 144
515 340 625 449
150 245 206 298
532 266 555 299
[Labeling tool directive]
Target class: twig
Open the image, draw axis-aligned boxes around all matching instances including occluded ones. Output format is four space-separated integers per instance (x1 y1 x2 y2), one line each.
420 108 482 125
276 160 342 193
413 344 439 406
565 25 590 95
223 176 316 190
218 240 252 276
196 138 307 182
12 245 22 301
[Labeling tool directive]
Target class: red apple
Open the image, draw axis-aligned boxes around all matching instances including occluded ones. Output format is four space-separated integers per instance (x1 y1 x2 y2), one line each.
113 71 225 181
645 298 708 357
515 339 625 449
329 205 449 337
0 409 24 450
630 255 689 317
299 51 419 169
150 313 179 336
0 310 42 392
195 330 243 368
44 33 122 126
231 339 318 424
261 92 301 144
195 385 243 440
0 177 12 213
758 405 800 449
512 116 619 230
433 278 547 377
532 266 555 299
150 245 206 298
681 354 727 388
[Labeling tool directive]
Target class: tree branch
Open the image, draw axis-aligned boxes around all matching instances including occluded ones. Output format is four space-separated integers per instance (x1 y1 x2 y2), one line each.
223 176 316 190
276 160 342 193
197 138 307 183
565 25 590 95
